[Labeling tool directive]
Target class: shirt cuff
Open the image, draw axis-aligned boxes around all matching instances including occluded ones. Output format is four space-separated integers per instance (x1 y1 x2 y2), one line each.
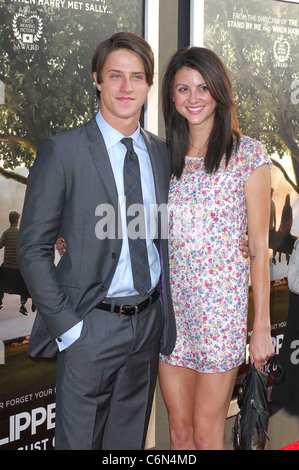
56 320 83 352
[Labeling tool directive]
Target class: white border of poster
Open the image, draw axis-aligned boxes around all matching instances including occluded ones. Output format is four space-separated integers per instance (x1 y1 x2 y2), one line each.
144 0 160 448
144 0 160 136
190 0 204 46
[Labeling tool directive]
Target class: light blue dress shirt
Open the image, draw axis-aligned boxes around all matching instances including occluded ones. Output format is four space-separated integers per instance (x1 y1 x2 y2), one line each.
96 111 160 296
56 111 160 351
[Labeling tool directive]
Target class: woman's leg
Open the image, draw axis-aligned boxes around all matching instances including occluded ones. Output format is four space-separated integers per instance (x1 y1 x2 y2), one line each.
193 367 239 450
158 361 197 450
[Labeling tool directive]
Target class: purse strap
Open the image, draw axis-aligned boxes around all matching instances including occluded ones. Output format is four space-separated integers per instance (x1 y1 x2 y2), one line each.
269 354 284 382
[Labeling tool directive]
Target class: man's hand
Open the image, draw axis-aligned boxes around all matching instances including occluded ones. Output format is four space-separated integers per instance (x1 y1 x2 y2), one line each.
239 238 249 259
56 237 66 256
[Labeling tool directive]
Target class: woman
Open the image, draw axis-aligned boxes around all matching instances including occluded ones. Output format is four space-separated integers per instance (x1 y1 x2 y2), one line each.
159 47 275 450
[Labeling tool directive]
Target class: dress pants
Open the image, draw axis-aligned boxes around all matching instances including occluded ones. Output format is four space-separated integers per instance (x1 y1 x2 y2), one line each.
55 293 164 450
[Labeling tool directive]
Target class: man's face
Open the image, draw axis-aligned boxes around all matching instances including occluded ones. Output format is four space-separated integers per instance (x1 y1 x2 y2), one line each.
94 48 151 133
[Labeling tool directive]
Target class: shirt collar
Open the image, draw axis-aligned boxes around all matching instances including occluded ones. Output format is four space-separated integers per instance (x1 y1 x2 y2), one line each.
95 110 141 151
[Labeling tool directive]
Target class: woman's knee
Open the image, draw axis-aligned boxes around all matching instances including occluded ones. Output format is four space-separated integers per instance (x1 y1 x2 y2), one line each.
169 418 194 450
193 416 226 450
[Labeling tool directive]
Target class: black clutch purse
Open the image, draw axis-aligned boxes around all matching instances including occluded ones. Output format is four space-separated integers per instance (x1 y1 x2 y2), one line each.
233 356 283 451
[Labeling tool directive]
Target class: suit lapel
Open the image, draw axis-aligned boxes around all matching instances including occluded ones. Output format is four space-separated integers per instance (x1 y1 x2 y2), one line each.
85 117 119 208
141 129 169 304
140 128 167 206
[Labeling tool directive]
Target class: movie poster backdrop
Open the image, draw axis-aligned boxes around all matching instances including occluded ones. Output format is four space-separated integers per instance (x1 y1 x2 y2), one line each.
202 0 299 395
1 0 299 450
0 0 144 450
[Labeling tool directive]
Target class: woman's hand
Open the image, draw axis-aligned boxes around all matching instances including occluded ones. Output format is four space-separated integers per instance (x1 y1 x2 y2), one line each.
249 326 275 370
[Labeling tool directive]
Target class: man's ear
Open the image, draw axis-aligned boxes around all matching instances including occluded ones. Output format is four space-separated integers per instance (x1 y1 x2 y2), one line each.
93 72 101 92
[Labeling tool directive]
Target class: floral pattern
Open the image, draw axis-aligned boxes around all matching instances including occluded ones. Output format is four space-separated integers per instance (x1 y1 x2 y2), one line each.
160 137 271 373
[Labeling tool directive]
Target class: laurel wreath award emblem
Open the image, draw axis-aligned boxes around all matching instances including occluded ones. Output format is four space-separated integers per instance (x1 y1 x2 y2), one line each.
273 38 290 67
12 12 43 44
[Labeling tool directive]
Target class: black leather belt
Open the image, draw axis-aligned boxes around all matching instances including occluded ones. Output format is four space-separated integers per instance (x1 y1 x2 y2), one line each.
96 288 160 317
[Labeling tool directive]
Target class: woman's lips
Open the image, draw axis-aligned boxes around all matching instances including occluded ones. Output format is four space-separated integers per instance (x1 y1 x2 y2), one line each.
186 106 204 114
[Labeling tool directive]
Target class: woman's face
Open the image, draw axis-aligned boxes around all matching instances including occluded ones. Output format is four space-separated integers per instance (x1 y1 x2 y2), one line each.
173 66 217 131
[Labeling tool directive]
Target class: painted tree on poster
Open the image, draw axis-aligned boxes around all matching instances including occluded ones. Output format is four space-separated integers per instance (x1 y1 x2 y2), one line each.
204 0 299 192
0 0 144 184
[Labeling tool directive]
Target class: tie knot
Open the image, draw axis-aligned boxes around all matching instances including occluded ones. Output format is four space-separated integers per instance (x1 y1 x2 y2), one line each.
121 137 134 152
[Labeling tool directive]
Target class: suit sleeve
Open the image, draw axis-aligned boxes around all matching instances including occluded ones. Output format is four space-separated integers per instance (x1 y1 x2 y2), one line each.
17 138 80 340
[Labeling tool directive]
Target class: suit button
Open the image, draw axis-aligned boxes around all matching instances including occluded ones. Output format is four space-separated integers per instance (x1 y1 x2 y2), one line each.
57 337 62 342
112 252 117 259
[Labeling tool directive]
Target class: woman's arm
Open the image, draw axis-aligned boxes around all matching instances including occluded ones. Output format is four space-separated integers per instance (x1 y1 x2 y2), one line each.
245 163 275 369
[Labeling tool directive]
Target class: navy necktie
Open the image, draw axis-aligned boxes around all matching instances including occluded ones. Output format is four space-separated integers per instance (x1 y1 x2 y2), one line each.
122 137 151 296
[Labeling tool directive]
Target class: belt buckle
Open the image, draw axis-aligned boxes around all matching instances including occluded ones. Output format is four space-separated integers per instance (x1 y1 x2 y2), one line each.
119 304 138 318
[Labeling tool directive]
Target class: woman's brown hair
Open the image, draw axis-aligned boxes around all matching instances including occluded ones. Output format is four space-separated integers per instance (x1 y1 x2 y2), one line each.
162 47 240 178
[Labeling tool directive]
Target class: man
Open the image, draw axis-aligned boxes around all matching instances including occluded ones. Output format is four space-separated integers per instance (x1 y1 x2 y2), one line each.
17 32 176 450
0 210 29 315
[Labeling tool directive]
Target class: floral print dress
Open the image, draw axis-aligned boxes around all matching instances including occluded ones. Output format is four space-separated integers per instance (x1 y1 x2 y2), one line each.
160 136 271 373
